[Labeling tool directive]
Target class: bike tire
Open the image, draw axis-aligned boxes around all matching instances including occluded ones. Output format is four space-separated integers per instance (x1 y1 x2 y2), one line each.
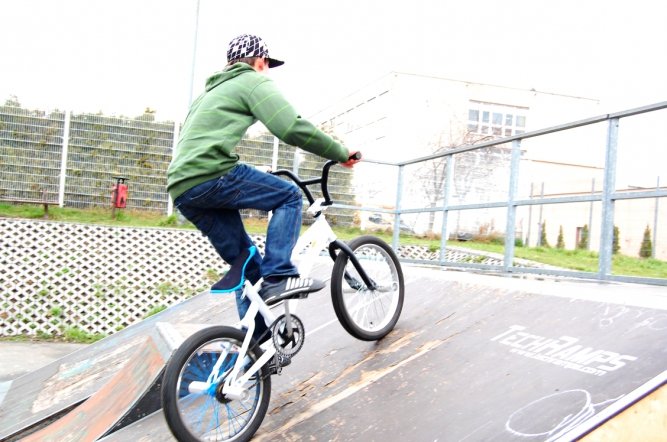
161 326 271 442
331 235 404 341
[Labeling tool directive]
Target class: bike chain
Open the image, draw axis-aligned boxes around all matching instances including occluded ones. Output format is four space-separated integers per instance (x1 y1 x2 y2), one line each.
271 314 305 357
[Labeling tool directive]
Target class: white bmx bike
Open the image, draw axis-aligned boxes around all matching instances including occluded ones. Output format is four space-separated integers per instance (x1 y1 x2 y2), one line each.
161 156 405 441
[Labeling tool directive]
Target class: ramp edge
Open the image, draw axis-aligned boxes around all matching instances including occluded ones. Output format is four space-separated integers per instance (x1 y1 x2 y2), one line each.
556 369 667 441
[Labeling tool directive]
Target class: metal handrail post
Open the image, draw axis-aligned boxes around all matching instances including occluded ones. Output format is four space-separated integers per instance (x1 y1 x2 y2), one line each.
439 155 454 264
653 176 660 259
393 164 404 251
599 118 620 279
504 140 522 272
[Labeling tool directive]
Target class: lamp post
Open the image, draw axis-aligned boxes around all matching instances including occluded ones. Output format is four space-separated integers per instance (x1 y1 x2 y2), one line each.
188 0 201 107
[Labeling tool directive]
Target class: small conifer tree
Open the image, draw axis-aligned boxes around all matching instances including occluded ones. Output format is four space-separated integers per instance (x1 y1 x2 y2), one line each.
612 226 620 255
639 225 652 258
540 221 549 248
577 224 590 250
556 225 565 249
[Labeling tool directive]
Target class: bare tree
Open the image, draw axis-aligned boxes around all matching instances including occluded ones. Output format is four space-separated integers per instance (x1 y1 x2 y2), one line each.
418 127 493 234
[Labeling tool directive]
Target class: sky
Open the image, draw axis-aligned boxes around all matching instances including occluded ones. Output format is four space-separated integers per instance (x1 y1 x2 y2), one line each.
2 0 666 123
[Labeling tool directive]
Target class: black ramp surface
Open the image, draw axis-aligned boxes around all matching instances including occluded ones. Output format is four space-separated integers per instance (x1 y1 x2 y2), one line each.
254 273 666 441
104 266 667 441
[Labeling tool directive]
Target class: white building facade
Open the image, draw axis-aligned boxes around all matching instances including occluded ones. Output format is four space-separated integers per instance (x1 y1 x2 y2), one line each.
309 73 666 260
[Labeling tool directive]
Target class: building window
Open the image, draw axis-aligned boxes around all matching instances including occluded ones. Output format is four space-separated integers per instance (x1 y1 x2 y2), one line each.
467 101 528 137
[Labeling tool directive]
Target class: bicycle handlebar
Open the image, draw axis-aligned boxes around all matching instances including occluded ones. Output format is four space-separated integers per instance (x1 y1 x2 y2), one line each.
271 152 361 207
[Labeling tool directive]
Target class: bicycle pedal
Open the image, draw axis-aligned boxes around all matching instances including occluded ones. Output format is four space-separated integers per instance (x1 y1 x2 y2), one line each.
268 354 291 375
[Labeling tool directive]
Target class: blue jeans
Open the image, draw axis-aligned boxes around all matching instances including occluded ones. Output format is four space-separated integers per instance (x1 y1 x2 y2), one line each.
174 163 303 340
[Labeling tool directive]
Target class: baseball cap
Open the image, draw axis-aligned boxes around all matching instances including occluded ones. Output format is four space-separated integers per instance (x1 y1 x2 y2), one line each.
226 34 284 68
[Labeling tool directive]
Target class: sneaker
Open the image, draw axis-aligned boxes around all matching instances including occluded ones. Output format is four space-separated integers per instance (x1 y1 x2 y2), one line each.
259 276 325 306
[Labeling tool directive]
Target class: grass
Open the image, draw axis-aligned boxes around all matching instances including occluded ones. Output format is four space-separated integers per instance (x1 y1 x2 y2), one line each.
0 203 191 228
460 241 667 279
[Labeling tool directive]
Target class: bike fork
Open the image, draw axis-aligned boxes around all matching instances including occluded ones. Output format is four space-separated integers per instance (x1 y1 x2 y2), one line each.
328 240 377 290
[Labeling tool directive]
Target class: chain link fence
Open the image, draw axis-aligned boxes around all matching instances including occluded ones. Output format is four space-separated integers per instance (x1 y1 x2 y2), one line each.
0 104 355 225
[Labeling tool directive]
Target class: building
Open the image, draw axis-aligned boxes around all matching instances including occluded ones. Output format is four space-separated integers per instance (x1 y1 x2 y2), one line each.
311 72 600 163
311 72 603 237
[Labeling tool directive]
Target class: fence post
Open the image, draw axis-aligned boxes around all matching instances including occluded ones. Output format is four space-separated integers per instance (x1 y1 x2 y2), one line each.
439 155 454 264
599 117 619 279
292 148 303 175
58 110 71 207
167 121 180 216
503 140 521 272
272 136 280 171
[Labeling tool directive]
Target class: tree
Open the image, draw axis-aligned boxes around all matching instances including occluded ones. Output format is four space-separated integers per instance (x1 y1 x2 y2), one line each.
577 224 589 250
539 221 549 247
639 225 653 258
613 226 620 254
556 225 565 249
417 127 496 234
3 94 21 107
135 107 156 122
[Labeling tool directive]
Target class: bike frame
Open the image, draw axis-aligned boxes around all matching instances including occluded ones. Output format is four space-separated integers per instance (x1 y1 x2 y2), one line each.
201 160 376 400
217 198 341 399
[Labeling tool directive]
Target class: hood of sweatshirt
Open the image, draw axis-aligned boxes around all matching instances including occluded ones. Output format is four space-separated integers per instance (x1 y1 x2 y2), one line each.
205 63 254 92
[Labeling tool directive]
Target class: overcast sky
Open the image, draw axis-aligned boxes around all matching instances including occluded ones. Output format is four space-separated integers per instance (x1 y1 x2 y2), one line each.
2 0 666 122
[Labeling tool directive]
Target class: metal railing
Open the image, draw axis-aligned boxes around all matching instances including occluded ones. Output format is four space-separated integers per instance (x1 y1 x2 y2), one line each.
340 101 667 286
2 102 665 284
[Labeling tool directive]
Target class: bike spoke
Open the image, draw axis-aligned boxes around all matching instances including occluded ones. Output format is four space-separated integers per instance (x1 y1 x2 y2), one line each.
341 245 400 333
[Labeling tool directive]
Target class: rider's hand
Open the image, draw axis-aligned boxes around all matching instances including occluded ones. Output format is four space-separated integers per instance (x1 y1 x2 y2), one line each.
341 151 361 168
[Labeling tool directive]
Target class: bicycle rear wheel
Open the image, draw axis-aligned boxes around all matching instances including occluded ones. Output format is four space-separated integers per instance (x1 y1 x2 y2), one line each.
161 326 270 442
331 235 404 341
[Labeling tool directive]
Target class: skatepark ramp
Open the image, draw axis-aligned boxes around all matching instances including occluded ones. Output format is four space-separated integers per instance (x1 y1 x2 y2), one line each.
0 290 237 441
1 264 665 441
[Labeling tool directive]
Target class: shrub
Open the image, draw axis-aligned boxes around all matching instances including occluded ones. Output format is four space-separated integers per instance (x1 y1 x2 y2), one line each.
540 221 549 248
613 225 620 254
577 224 589 250
556 226 565 249
639 225 652 258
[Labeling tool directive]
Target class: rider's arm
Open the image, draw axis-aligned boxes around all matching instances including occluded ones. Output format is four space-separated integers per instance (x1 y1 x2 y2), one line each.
248 79 349 163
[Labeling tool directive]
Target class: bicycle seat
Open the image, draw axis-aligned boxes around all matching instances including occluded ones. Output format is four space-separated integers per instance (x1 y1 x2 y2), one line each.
210 246 257 294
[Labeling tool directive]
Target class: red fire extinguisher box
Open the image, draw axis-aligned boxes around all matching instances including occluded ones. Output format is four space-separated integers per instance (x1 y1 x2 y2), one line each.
112 177 129 209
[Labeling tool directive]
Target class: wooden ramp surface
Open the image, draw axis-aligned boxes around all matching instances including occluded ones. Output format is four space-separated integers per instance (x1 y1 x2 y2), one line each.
22 336 165 442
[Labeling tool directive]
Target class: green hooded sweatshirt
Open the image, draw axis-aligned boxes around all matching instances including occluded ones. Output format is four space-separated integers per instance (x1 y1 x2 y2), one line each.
167 63 349 200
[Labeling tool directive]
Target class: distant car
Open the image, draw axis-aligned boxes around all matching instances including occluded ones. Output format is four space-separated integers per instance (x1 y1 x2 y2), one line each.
399 222 415 234
367 213 415 234
456 232 474 241
368 213 384 224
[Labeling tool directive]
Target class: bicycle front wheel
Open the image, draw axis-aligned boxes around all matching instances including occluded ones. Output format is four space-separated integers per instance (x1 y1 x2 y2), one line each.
161 326 271 442
331 235 404 341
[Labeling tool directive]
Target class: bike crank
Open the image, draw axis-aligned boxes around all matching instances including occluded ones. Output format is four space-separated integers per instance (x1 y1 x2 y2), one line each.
271 313 305 357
